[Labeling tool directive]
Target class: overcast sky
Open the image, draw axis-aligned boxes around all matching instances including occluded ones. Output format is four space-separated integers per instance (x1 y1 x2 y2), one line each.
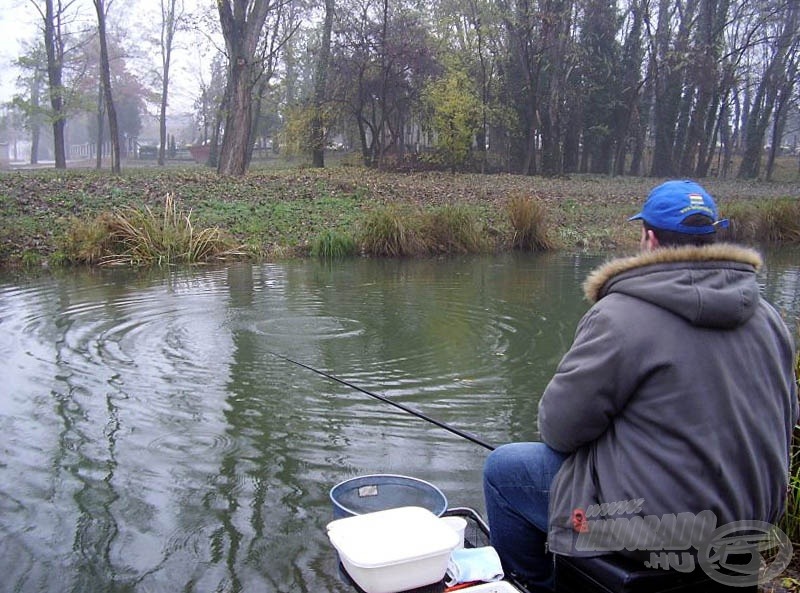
0 0 215 115
0 0 38 103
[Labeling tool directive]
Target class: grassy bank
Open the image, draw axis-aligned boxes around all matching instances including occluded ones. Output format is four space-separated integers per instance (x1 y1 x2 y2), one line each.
0 165 798 267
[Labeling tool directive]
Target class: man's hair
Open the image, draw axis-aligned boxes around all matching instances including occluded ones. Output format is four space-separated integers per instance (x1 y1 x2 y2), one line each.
644 214 717 247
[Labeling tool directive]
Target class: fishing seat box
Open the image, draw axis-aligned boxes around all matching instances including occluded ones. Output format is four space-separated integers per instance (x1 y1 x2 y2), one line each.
555 553 757 593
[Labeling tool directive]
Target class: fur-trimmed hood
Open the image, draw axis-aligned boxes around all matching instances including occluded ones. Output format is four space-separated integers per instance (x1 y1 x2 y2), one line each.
582 243 763 329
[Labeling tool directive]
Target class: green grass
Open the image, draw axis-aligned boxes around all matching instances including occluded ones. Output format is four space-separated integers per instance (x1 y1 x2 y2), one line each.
194 194 363 248
311 229 358 259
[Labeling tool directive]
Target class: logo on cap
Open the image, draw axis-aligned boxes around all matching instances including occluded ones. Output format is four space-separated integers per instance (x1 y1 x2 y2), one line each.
680 192 715 217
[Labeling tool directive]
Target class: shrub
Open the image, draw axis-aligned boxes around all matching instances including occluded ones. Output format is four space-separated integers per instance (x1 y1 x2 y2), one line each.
508 193 555 251
311 229 358 259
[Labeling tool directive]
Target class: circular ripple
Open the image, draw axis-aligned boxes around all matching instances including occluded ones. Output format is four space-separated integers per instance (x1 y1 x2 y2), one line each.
147 431 240 459
255 315 364 340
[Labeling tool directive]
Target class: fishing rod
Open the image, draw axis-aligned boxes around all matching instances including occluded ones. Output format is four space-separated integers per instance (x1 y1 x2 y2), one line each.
269 351 496 451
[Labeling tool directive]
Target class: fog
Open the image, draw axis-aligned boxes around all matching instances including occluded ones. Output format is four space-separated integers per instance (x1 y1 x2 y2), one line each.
0 0 214 113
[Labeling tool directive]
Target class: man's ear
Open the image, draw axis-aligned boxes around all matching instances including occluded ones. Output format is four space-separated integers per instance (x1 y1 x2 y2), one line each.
641 228 659 251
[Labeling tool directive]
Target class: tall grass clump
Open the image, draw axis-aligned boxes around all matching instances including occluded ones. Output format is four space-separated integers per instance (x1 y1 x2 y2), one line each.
62 194 239 266
60 214 117 265
311 229 357 259
756 199 800 244
723 199 800 245
421 205 489 254
780 350 800 544
507 193 555 251
358 206 425 257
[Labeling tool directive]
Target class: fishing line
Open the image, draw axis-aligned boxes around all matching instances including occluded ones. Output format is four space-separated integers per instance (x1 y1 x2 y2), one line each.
269 351 496 451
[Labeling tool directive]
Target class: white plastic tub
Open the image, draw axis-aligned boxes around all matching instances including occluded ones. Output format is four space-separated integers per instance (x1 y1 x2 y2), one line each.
327 506 460 593
440 516 467 548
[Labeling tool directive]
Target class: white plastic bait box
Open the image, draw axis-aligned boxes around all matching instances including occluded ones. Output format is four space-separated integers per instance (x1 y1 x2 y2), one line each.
327 506 460 593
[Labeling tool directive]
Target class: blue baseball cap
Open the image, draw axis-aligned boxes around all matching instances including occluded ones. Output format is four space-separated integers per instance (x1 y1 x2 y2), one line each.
628 180 729 234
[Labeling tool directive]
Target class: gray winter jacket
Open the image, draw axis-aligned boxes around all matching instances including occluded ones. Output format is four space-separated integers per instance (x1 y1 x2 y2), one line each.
539 243 798 557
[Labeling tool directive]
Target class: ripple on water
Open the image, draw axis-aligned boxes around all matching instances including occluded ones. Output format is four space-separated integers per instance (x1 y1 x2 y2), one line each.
162 523 220 558
255 315 364 341
147 431 240 459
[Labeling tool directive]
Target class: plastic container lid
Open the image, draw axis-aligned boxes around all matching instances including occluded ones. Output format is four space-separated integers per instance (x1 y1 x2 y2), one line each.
327 506 460 568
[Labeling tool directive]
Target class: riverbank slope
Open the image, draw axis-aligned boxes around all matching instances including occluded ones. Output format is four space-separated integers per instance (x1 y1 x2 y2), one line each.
1 165 797 267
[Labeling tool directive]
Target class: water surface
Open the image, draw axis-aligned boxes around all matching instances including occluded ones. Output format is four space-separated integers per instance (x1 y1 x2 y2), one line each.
1 251 797 592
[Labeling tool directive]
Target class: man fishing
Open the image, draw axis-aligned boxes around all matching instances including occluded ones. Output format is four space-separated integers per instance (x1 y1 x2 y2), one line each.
483 180 798 591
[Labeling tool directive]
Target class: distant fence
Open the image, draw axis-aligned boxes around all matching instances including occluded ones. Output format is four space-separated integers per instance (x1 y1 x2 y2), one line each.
70 137 139 160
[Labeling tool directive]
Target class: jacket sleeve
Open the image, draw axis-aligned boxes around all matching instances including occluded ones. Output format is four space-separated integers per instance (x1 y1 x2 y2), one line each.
537 303 639 453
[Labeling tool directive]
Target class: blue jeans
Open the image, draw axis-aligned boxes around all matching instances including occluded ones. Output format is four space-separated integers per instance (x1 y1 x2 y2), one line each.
483 442 567 591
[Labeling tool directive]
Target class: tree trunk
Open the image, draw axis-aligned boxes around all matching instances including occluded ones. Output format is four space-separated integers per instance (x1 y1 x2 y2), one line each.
563 106 581 174
30 127 41 165
29 67 41 164
95 82 104 170
650 0 694 177
613 0 645 177
764 60 797 181
674 0 730 177
738 4 798 179
218 58 254 176
43 0 67 169
246 78 270 169
503 2 538 175
697 64 734 178
208 80 230 169
158 0 179 167
540 0 573 177
94 0 120 173
739 1 799 179
216 0 271 176
310 0 334 168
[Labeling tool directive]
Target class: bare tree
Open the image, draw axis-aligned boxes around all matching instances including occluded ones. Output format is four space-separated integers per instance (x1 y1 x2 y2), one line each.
11 42 48 164
29 0 78 168
764 37 799 180
648 0 695 177
738 0 799 179
93 0 121 172
158 0 186 166
331 0 439 168
245 0 299 167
